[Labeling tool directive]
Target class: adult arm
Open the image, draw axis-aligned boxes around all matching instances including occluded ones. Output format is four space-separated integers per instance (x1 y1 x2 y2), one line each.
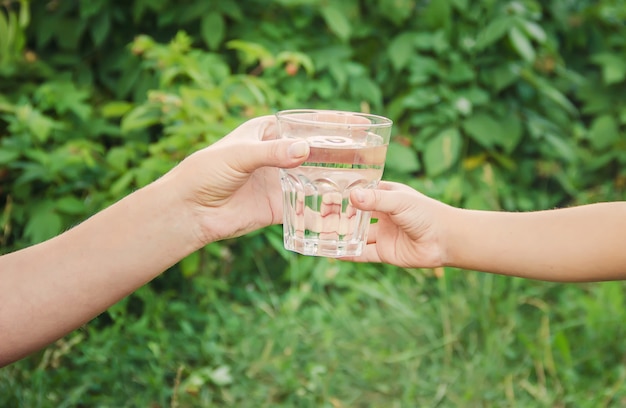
0 116 310 366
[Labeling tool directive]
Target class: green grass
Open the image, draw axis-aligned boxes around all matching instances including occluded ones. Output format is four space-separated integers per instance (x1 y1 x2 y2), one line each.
2 256 626 407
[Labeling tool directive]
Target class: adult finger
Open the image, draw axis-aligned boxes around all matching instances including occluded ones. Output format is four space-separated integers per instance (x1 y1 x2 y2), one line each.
228 139 310 174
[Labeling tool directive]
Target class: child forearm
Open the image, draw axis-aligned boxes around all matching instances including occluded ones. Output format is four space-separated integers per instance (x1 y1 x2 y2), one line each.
445 202 626 282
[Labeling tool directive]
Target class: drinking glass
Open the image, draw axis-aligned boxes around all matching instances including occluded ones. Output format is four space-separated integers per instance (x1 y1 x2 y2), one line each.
277 109 392 257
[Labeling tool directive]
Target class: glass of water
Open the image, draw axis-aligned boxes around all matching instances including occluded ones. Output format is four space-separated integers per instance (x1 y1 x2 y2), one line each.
276 109 393 257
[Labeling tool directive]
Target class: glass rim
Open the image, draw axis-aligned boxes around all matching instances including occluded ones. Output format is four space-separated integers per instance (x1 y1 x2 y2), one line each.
276 109 393 128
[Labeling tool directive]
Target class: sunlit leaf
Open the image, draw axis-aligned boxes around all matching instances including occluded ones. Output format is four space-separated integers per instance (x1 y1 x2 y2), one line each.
101 101 134 118
24 204 63 243
0 148 19 164
201 12 225 51
519 19 546 43
424 127 462 176
55 196 86 215
508 26 535 62
462 112 501 148
475 16 512 49
121 105 161 134
388 32 415 71
321 5 351 41
180 251 200 277
588 114 619 150
591 53 626 85
385 142 420 174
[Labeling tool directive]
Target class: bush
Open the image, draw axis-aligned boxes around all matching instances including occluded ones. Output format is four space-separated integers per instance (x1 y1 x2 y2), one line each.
1 0 626 406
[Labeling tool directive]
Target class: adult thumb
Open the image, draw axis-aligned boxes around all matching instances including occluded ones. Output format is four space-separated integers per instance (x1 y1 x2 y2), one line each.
236 139 310 173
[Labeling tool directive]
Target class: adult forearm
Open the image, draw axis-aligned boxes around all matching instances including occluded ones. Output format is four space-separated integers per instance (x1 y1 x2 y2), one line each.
444 202 626 282
0 175 201 365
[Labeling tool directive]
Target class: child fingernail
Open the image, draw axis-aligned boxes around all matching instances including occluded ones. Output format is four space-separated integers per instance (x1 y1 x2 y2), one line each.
353 189 365 203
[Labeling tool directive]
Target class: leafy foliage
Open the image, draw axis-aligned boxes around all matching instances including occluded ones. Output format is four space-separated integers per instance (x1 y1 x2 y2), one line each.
1 0 626 406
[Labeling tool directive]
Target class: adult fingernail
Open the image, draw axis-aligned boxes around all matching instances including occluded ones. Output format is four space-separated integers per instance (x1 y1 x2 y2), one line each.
288 141 309 159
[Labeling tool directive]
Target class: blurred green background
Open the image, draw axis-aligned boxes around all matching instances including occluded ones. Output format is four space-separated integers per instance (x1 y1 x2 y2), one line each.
1 0 626 406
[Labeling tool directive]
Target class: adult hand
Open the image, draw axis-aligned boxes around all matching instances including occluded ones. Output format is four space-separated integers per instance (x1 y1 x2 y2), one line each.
163 115 310 244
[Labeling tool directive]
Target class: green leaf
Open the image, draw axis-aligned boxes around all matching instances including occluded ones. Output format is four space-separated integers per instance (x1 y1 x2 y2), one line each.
522 70 578 116
499 114 523 153
388 32 415 71
321 6 351 41
121 105 161 134
384 142 420 174
476 16 512 50
588 114 619 150
201 12 225 51
101 101 134 118
508 26 535 62
34 81 92 120
218 1 242 20
24 204 63 243
55 196 86 215
226 40 273 67
424 127 462 176
106 147 130 172
378 0 415 25
349 76 382 107
485 63 521 92
80 0 107 18
403 88 440 110
519 19 546 43
0 149 19 165
407 55 439 84
414 32 435 50
448 61 475 84
591 53 626 85
18 0 30 28
553 332 572 367
462 112 502 149
423 0 451 30
175 1 212 23
180 251 200 277
19 105 58 142
456 86 491 106
54 18 87 50
276 51 315 75
90 10 111 47
0 11 10 63
451 0 469 12
309 44 351 71
110 171 135 196
539 83 578 116
543 133 577 163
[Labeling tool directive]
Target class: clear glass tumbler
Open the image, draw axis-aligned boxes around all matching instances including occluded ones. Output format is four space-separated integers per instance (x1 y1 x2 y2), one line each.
277 109 392 257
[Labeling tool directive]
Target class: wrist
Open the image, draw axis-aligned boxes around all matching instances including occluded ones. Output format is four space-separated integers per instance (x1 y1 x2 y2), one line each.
148 170 208 253
438 206 471 269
